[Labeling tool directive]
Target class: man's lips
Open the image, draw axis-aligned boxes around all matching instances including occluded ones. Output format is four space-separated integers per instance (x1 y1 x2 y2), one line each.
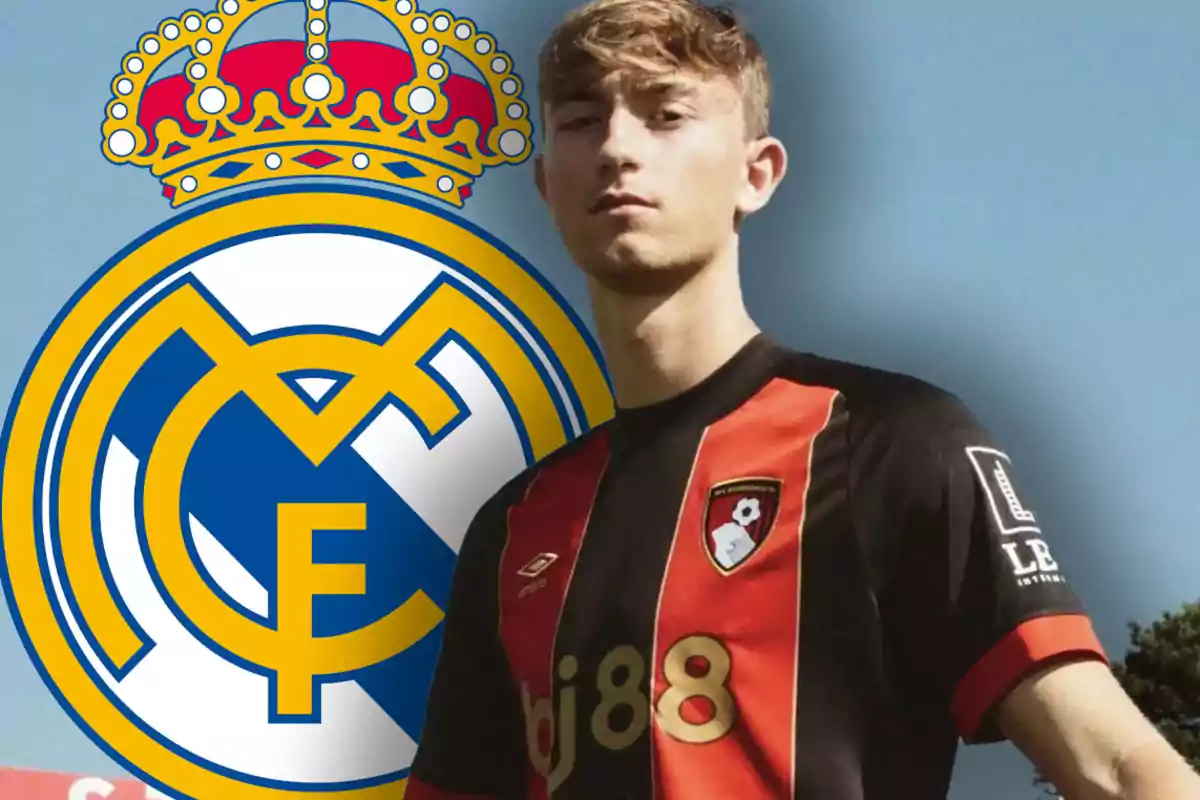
590 193 655 213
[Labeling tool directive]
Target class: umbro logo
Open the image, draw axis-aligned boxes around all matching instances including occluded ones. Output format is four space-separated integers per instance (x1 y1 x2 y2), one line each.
516 553 557 599
517 552 558 579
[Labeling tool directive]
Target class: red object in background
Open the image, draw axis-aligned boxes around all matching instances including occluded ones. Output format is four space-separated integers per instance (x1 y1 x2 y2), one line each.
0 766 165 799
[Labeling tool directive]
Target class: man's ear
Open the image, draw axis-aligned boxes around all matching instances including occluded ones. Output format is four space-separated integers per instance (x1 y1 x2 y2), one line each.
737 136 788 217
534 154 548 204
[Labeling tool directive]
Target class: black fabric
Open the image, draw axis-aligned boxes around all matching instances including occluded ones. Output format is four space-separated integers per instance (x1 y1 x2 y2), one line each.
411 336 1098 799
408 480 530 798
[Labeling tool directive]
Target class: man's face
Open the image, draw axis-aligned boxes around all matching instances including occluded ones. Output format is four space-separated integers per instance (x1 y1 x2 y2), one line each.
536 68 756 294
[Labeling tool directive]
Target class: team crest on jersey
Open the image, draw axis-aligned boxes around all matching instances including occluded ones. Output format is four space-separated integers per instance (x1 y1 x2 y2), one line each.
0 2 614 798
702 478 783 573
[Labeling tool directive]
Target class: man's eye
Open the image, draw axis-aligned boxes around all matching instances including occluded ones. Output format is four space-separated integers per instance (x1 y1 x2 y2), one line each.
558 115 597 130
652 108 686 124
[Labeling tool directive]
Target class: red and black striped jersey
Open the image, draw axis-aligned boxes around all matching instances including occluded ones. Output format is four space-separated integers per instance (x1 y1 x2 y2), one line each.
406 334 1107 799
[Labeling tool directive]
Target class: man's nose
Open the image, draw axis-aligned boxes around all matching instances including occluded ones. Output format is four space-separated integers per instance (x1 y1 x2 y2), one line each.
596 106 647 175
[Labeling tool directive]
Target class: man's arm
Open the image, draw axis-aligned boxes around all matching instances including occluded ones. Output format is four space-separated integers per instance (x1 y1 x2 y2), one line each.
998 658 1200 799
406 492 527 799
873 385 1194 795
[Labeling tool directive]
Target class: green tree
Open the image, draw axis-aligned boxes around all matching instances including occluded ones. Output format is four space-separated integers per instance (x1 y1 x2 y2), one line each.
1034 599 1200 797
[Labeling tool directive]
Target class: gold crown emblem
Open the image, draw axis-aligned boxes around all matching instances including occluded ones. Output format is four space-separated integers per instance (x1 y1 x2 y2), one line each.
101 0 534 207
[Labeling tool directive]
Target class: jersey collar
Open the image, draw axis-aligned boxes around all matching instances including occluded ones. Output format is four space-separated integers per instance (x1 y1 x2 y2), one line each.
609 332 785 447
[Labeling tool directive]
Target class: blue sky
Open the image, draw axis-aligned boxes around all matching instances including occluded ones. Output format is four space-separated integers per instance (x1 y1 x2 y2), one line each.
1 2 1197 798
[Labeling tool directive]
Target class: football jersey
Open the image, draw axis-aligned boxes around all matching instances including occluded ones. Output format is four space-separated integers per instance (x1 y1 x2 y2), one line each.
406 334 1107 799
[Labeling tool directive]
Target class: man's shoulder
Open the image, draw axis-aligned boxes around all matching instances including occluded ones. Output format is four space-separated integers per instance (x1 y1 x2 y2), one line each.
472 418 616 524
771 347 979 437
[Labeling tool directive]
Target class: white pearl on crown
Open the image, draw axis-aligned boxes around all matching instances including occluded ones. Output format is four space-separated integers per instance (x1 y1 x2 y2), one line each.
304 73 333 101
499 129 526 157
408 86 436 114
199 87 226 114
109 130 136 157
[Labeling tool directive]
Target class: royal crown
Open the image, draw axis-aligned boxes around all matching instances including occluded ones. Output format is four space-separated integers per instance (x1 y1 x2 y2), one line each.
101 0 534 207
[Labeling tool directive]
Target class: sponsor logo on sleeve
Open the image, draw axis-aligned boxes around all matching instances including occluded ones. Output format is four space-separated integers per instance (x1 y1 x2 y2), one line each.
964 446 1065 587
964 446 1041 536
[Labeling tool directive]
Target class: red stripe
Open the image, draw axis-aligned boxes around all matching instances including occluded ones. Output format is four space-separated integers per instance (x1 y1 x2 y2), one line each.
498 433 610 799
403 776 500 799
952 613 1108 738
651 380 838 799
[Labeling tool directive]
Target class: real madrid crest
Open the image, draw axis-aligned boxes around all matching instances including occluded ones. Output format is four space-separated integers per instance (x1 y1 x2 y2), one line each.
0 1 613 797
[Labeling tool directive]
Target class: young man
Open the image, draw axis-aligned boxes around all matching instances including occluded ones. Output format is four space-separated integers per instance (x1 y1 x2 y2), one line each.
407 1 1200 797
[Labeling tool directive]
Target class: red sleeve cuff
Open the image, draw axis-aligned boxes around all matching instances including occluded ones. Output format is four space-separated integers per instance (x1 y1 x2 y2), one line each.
951 613 1108 740
403 776 501 800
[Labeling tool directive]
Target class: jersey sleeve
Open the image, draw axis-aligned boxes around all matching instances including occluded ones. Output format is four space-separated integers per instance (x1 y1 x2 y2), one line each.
406 492 527 799
868 386 1108 745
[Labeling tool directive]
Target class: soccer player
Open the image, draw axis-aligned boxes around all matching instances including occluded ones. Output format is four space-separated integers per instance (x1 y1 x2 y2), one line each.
406 1 1200 797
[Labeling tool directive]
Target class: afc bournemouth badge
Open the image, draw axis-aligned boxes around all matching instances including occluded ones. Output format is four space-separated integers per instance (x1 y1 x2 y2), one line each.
702 478 782 573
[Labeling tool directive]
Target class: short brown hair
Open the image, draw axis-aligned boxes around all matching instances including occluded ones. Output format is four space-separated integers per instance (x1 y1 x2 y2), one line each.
538 0 771 139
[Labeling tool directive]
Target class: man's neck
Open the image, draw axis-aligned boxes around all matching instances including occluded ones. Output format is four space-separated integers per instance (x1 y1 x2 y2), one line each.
588 251 760 410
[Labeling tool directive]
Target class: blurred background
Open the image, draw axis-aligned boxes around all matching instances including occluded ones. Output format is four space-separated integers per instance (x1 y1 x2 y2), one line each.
1 1 1197 798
